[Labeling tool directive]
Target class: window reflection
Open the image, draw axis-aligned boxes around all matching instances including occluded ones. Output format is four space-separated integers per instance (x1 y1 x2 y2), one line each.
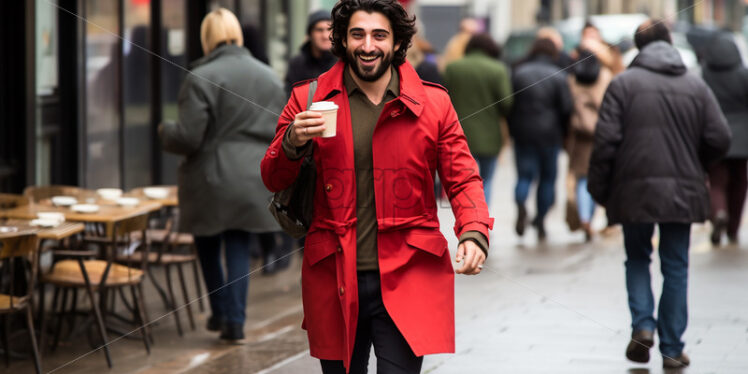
160 0 187 184
123 0 152 189
85 0 120 188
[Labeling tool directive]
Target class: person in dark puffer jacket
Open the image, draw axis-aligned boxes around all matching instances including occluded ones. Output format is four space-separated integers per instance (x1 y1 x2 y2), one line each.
588 20 731 369
701 33 748 245
508 37 573 240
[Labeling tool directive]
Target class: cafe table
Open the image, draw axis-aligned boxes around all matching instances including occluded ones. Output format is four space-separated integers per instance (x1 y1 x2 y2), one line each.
0 200 163 237
0 220 85 241
126 186 178 207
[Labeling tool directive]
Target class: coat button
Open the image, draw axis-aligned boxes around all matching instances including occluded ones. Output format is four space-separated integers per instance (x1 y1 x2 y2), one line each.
270 150 277 156
339 287 345 296
325 184 333 192
336 246 342 253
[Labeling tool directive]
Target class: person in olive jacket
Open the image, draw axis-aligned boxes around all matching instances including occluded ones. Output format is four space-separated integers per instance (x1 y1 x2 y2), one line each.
159 9 286 344
588 20 731 369
701 33 748 245
444 33 513 205
508 37 573 240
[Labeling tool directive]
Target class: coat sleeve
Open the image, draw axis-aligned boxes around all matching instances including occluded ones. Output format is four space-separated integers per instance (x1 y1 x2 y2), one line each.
587 80 624 205
160 74 211 155
436 94 494 239
261 84 307 192
700 84 732 168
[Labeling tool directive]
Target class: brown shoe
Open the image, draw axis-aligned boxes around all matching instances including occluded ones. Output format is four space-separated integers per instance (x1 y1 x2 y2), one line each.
663 353 690 369
625 330 654 363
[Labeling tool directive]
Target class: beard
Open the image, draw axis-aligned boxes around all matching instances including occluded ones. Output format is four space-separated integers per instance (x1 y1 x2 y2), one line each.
346 48 394 82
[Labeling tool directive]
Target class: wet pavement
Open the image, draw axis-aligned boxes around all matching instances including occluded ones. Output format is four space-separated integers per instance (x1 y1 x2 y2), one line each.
10 152 748 373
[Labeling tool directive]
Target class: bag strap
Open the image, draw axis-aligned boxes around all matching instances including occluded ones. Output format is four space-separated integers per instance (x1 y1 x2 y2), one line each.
307 80 317 110
299 80 318 159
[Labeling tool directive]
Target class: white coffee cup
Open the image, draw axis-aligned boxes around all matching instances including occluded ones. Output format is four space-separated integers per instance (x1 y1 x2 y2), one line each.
309 101 339 138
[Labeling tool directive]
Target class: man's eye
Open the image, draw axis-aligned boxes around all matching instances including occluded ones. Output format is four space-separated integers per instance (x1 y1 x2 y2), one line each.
374 33 387 39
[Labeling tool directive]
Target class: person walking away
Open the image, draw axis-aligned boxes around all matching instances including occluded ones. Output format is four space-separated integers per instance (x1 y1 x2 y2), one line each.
508 37 573 240
536 27 574 69
588 20 730 369
701 33 748 245
566 49 612 241
159 8 286 344
261 1 493 372
572 21 624 75
406 35 442 85
438 18 480 72
285 10 337 96
445 33 512 205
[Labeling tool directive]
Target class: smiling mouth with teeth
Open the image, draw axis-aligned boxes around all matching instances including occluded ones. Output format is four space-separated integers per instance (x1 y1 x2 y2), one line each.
359 55 378 61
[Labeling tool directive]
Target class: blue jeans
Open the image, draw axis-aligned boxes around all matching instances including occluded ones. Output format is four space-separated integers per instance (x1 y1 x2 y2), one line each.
514 145 559 221
194 230 252 325
622 223 690 357
474 155 498 205
576 177 595 223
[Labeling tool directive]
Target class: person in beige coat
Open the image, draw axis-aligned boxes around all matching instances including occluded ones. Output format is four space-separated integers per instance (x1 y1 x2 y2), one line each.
567 50 612 241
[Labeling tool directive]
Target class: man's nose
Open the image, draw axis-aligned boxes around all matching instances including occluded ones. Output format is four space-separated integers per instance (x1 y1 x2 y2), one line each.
361 35 375 53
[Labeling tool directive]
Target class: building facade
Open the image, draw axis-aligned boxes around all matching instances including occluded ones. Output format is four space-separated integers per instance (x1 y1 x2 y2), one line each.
0 0 315 193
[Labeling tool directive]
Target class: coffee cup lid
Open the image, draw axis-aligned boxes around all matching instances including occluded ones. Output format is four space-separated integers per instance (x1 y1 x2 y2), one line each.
309 101 338 111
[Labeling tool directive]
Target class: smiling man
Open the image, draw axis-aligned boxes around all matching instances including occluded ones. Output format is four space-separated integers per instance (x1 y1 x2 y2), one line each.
262 1 493 373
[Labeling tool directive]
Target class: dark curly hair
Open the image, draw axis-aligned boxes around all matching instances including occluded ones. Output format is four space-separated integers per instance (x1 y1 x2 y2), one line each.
465 33 502 59
330 0 417 66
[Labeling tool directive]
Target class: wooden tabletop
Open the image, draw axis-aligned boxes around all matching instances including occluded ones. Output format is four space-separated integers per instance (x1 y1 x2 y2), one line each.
126 186 178 207
1 200 163 225
0 220 85 240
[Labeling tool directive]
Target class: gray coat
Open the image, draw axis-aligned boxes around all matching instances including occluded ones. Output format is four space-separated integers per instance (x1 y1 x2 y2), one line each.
160 45 285 236
588 41 731 224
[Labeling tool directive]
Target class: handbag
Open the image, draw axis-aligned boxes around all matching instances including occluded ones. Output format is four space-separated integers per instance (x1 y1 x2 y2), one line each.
268 80 317 238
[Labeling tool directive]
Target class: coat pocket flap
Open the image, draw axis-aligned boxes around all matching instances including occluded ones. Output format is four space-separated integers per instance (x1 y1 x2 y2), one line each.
304 230 338 266
405 229 448 257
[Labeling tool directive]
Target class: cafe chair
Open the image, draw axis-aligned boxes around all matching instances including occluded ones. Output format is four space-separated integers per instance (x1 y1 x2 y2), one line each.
123 217 199 336
22 185 93 203
41 213 151 368
0 193 29 210
0 232 42 374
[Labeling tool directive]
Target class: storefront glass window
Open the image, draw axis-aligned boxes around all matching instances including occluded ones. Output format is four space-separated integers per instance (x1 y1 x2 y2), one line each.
160 0 187 184
35 0 59 185
85 0 121 188
123 0 152 189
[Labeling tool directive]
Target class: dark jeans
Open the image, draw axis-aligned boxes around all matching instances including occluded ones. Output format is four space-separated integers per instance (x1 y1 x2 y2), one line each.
194 230 254 325
514 144 559 221
320 271 423 374
622 223 690 358
474 155 498 205
709 159 748 236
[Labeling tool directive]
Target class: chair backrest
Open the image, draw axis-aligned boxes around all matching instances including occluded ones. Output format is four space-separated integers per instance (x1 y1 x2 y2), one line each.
114 213 149 237
113 213 150 271
0 233 39 309
0 193 29 210
23 185 92 202
0 232 39 259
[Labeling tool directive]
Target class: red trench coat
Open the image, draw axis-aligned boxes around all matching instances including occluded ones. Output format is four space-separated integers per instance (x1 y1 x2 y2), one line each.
261 61 493 370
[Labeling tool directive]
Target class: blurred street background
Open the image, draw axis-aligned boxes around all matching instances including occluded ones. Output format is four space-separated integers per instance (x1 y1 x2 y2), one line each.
2 0 748 373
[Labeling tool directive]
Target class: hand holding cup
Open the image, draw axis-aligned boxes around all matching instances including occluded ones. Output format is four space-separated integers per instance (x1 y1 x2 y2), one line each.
290 102 338 147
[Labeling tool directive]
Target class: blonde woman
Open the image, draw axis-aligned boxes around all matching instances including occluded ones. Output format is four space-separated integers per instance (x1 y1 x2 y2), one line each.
159 8 285 343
